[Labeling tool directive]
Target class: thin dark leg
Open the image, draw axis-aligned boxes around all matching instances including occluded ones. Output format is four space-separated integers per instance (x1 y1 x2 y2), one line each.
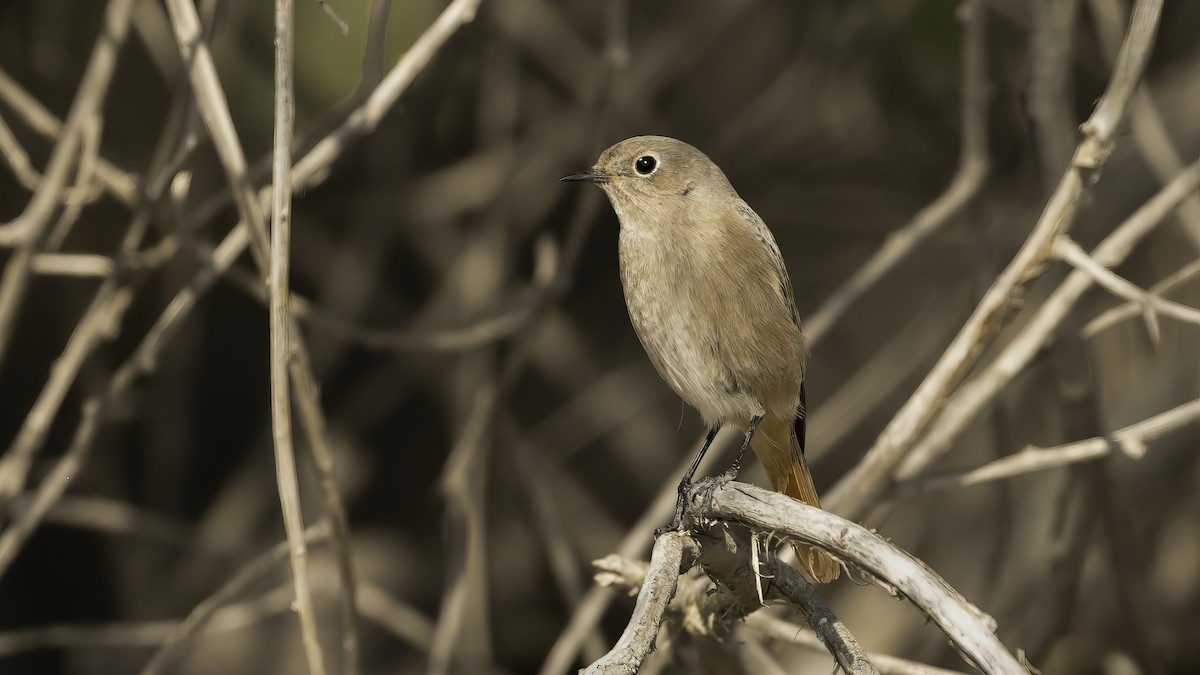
720 414 763 482
657 425 721 536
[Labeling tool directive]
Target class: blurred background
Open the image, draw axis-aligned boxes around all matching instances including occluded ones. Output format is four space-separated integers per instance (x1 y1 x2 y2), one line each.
0 0 1198 673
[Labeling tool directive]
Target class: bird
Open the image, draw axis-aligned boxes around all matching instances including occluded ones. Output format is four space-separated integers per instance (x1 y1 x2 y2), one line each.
561 135 840 582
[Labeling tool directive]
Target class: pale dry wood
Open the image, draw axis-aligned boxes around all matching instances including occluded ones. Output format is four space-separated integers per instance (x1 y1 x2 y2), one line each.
826 0 1165 520
538 434 710 675
745 614 968 675
0 59 203 512
0 67 139 208
1 0 483 638
267 0 328 673
504 421 609 661
0 113 42 192
0 580 433 658
28 253 114 277
1053 236 1200 327
139 523 331 675
767 553 878 675
0 224 245 580
805 0 990 345
581 532 693 675
429 384 498 675
903 397 1200 493
698 482 1026 675
0 0 136 373
1083 258 1200 337
893 157 1200 482
1089 0 1200 247
644 524 876 672
45 111 104 249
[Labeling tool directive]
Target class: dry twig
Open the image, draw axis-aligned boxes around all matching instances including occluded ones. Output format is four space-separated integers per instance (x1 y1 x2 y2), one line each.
0 0 136 376
266 1 327 674
903 397 1200 492
698 481 1026 674
827 0 1165 519
803 0 989 345
892 157 1200 482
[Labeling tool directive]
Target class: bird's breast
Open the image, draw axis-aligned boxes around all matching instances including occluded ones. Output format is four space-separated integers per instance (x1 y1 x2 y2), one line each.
617 227 803 425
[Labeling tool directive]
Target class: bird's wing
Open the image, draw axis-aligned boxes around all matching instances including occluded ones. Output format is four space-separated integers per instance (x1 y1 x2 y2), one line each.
733 200 803 330
795 380 806 454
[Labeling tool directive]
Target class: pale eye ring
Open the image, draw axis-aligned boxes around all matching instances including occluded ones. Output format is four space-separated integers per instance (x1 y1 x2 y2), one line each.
634 155 657 175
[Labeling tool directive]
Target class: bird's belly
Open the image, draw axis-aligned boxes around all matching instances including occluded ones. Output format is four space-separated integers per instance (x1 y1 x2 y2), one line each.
620 262 765 425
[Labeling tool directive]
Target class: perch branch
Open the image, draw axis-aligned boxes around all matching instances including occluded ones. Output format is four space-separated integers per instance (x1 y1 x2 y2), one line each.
696 481 1027 674
581 532 694 675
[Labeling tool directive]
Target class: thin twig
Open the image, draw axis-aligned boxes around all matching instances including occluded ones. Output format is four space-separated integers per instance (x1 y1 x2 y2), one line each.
0 54 203 506
745 614 968 675
139 523 332 675
902 397 1200 492
0 113 42 192
803 0 989 345
891 157 1200 482
0 0 136 368
292 0 483 191
0 581 432 658
826 0 1165 520
429 384 498 675
503 420 608 661
1083 258 1200 337
767 558 878 675
164 0 375 666
1089 0 1200 246
29 253 114 277
580 532 693 675
360 0 393 87
538 439 708 675
0 67 139 207
45 111 105 249
268 1 327 674
1053 236 1200 327
0 224 251 581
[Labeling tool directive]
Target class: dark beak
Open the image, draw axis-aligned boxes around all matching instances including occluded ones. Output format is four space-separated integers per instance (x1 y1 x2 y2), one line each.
560 169 610 184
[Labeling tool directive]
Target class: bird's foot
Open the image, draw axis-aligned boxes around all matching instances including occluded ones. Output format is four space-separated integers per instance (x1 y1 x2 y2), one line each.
654 480 691 538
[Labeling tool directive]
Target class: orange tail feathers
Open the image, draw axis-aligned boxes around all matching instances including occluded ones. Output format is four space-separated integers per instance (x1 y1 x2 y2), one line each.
751 418 841 582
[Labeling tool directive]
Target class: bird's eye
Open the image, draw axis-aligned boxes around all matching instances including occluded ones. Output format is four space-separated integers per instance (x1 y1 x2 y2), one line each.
634 156 657 175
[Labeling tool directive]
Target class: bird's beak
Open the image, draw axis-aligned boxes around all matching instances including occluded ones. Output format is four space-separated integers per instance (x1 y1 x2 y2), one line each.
560 169 611 184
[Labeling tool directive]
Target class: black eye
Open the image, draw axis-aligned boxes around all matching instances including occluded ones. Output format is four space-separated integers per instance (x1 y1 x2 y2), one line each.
635 156 657 175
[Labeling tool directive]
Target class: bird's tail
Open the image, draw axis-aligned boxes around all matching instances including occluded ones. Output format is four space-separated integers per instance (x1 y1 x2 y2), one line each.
751 418 841 582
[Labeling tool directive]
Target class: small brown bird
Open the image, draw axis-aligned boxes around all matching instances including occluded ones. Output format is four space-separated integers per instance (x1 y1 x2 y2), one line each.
562 136 840 582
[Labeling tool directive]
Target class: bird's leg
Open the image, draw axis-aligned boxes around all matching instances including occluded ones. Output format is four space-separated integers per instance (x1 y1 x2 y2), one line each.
719 414 762 483
657 425 721 536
